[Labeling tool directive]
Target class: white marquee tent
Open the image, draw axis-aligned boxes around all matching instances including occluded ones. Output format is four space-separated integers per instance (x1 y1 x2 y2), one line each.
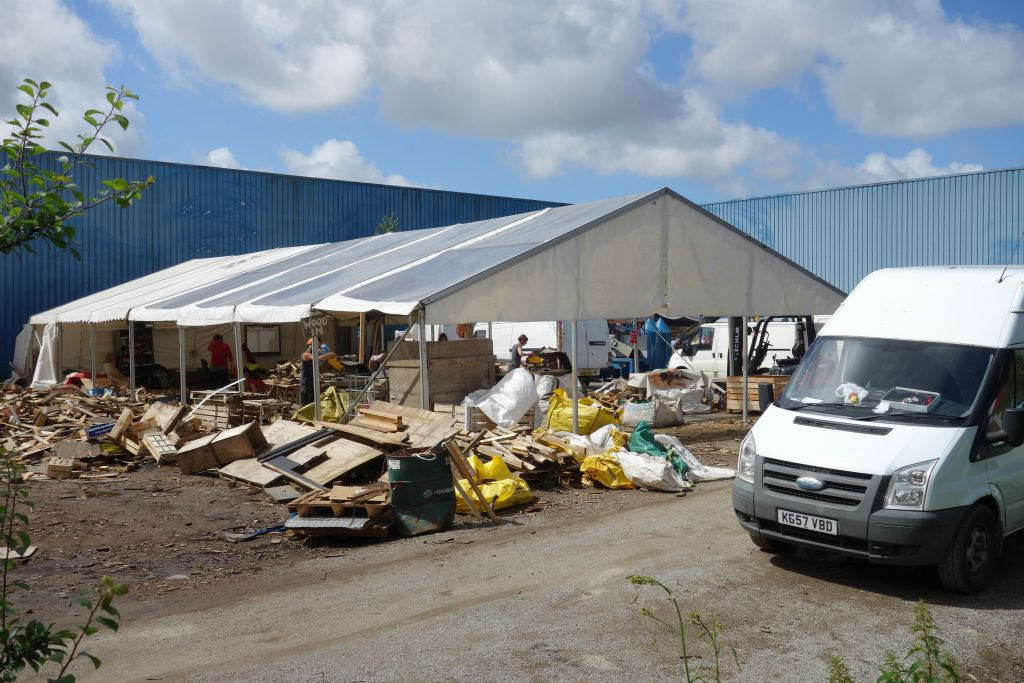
24 188 846 424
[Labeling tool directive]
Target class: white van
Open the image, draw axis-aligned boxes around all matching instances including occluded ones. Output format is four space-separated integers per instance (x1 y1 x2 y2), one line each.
733 267 1024 592
678 319 802 378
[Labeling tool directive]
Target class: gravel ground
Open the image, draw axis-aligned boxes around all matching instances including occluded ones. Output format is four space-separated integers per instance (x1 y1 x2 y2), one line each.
16 417 1024 682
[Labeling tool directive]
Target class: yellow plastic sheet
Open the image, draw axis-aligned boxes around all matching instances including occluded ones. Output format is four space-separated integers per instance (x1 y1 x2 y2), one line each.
292 386 350 423
455 454 534 513
542 388 620 435
580 452 635 489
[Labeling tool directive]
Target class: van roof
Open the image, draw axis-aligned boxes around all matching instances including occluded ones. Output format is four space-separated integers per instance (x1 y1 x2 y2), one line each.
821 266 1024 348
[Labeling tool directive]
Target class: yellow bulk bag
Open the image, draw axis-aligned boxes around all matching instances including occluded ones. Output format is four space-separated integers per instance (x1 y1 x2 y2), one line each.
292 386 350 423
455 476 534 513
542 388 620 435
580 452 635 489
455 454 534 513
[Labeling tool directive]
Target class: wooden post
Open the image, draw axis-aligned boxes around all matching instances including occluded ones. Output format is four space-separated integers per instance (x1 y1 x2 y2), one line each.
89 323 97 385
311 334 322 422
446 440 499 523
358 311 367 364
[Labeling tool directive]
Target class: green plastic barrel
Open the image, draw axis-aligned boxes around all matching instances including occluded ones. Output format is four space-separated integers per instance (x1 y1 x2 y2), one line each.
387 447 455 536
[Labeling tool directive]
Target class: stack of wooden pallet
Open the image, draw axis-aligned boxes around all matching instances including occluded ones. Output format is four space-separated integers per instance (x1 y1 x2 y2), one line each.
452 426 581 483
188 391 269 430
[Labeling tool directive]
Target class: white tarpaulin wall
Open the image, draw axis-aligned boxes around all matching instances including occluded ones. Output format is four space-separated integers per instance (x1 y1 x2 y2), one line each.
26 187 844 334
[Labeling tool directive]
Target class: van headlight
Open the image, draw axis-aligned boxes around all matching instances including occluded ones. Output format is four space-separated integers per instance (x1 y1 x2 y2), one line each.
737 433 757 483
884 460 937 510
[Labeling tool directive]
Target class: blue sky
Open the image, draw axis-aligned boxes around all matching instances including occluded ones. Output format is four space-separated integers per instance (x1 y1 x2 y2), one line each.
3 0 1024 205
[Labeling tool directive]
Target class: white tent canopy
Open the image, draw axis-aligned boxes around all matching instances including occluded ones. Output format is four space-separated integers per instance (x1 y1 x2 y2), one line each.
29 188 845 329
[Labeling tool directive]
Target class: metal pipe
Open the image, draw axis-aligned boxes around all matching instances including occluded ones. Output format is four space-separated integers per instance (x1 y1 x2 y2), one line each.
233 322 245 394
89 324 97 385
418 309 430 410
742 315 749 423
311 333 322 421
128 323 136 393
178 326 187 405
571 320 579 434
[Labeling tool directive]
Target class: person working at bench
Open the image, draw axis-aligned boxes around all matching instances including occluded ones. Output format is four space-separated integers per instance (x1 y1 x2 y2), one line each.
509 334 531 370
207 334 234 388
300 338 337 406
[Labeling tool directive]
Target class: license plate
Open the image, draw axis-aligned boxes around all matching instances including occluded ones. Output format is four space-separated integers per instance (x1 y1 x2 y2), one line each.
777 509 838 536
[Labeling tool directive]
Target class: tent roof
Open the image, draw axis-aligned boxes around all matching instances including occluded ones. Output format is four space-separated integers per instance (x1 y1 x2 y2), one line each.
29 188 845 327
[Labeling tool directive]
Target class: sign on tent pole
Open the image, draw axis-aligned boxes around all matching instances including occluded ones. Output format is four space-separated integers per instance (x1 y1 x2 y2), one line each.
302 314 332 339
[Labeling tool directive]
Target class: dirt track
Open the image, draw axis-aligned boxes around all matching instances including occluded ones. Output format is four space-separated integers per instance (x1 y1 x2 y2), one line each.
16 418 1024 681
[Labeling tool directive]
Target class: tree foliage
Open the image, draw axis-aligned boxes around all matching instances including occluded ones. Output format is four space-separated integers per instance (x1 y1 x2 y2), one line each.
1 78 154 257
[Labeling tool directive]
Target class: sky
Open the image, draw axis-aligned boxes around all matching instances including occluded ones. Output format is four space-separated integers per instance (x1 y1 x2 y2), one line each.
2 0 1024 205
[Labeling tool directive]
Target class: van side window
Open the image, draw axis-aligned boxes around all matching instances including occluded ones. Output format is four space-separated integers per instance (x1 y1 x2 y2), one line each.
987 350 1024 434
695 327 715 351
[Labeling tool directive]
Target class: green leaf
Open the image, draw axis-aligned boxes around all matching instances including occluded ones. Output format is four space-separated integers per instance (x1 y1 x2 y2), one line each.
71 597 91 609
98 138 114 153
95 616 119 632
16 84 35 98
80 651 102 669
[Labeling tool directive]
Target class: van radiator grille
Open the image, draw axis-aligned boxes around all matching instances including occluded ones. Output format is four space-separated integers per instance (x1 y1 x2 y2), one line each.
762 458 872 507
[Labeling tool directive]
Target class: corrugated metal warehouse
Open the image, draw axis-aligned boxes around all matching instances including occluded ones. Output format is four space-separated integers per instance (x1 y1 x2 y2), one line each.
4 158 1024 377
702 167 1024 294
0 154 562 373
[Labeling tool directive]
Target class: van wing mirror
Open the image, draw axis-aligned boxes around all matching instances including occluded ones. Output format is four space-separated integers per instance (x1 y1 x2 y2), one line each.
683 343 694 356
990 408 1024 448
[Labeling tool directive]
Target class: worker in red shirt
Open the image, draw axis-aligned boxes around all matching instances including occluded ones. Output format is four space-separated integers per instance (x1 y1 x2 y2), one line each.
207 334 234 388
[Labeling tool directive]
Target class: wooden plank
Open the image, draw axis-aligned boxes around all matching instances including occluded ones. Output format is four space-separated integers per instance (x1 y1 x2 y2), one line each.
348 416 400 433
446 440 499 523
218 457 284 487
261 420 321 450
108 408 134 443
313 421 408 448
476 444 528 471
357 408 403 428
303 440 384 486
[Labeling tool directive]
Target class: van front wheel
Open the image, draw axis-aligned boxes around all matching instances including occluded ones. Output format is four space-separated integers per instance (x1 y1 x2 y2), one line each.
937 505 997 593
748 530 791 554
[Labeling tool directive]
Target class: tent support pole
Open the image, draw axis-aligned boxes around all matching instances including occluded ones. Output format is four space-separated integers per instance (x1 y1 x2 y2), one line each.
233 322 244 393
128 323 136 393
487 322 492 340
311 334 322 421
632 318 639 376
571 320 579 434
741 316 749 424
418 309 430 410
358 312 367 364
178 327 188 405
89 324 97 384
381 317 387 352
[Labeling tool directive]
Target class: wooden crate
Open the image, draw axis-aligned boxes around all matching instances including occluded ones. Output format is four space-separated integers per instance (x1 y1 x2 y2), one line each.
726 376 790 414
386 338 495 410
188 391 268 430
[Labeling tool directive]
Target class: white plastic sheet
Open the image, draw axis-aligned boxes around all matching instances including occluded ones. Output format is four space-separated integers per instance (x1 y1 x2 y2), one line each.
462 368 538 429
618 450 691 492
10 324 33 380
654 434 736 481
30 323 60 389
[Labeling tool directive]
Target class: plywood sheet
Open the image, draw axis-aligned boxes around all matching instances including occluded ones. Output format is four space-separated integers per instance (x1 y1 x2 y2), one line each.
218 457 284 487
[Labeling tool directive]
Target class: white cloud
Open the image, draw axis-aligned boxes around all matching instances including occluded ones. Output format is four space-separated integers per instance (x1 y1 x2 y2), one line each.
105 0 370 112
100 0 1004 192
680 0 1024 137
279 138 415 186
204 147 246 170
855 148 983 182
0 0 145 156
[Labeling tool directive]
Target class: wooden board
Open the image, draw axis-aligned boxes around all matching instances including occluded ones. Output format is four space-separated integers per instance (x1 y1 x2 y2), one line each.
303 439 385 486
313 421 407 448
142 432 178 465
218 457 284 487
726 376 790 413
261 420 320 450
368 400 462 427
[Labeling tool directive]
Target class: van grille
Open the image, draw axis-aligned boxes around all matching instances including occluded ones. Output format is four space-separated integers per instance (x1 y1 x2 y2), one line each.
762 458 872 507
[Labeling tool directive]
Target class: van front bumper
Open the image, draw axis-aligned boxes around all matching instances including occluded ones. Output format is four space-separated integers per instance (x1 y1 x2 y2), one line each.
733 478 965 566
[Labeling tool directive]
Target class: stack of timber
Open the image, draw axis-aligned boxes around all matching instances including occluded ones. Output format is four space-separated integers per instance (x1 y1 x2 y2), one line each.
188 390 272 430
725 375 789 414
452 426 580 484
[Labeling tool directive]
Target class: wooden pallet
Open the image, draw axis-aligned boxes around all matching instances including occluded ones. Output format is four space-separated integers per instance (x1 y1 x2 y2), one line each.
288 487 390 518
726 375 790 413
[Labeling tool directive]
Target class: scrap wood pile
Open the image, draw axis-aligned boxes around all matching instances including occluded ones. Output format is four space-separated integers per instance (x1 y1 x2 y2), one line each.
451 426 583 485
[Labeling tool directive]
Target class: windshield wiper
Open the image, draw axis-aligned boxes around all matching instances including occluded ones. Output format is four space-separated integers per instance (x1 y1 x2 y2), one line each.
784 402 851 412
851 411 959 422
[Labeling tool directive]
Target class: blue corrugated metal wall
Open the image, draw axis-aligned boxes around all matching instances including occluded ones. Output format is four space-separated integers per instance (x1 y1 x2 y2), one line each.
701 167 1024 294
0 154 562 375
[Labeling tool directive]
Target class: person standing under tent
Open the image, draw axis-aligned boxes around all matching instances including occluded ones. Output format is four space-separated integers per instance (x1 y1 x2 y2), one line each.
509 334 530 370
300 338 337 406
207 334 233 388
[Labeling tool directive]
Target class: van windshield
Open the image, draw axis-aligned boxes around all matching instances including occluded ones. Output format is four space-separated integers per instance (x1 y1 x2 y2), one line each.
777 337 995 423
